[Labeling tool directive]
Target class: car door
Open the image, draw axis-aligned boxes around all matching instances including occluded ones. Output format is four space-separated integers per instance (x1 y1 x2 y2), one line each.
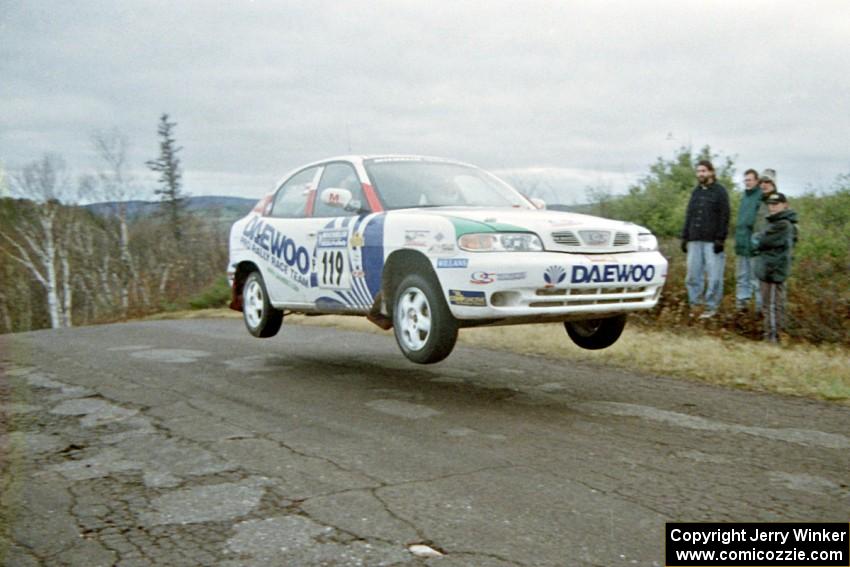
309 161 374 312
261 165 323 307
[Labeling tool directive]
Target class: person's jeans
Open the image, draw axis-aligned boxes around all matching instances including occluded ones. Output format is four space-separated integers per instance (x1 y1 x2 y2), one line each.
735 256 761 311
685 241 725 311
760 280 786 342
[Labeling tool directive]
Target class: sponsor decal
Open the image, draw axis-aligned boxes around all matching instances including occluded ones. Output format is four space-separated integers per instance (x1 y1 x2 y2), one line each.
404 230 430 248
241 216 310 286
317 229 348 248
496 271 526 281
351 269 365 278
571 264 656 284
269 269 299 292
470 271 527 285
470 271 494 285
428 242 456 254
544 265 567 287
437 258 468 268
448 289 487 307
350 233 364 248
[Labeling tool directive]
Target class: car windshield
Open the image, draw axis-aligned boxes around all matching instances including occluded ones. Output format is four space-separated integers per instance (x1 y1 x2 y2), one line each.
363 159 533 211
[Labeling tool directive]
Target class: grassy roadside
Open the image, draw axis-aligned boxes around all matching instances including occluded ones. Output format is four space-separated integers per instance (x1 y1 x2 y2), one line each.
147 309 850 404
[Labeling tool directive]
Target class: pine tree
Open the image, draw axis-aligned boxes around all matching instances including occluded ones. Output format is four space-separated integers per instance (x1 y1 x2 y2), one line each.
146 114 185 240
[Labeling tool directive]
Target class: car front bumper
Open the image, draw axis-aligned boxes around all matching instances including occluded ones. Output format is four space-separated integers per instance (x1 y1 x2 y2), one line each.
435 250 668 321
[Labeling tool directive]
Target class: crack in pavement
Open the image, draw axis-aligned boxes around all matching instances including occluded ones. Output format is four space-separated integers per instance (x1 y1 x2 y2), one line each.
6 324 849 567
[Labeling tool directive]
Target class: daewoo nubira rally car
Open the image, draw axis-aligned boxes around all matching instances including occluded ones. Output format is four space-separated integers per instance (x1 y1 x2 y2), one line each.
228 156 667 364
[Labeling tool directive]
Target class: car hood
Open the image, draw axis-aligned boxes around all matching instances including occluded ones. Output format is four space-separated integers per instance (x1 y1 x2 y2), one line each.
394 206 641 234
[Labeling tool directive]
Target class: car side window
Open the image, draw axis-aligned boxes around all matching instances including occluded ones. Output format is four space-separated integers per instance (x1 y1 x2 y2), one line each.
270 167 319 218
313 162 369 217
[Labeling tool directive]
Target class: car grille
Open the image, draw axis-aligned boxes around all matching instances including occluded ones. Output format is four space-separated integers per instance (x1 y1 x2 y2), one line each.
578 230 611 246
613 232 631 246
550 230 632 251
529 286 651 307
551 231 581 246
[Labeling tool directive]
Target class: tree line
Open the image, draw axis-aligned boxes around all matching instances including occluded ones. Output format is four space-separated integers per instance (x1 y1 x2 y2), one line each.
581 146 850 345
0 116 228 333
3 138 847 345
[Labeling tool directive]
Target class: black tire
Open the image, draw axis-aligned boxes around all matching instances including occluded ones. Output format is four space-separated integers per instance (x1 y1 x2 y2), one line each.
392 273 458 364
564 314 627 350
242 271 283 338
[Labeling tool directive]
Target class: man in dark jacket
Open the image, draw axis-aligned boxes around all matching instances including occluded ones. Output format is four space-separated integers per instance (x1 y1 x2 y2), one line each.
752 192 798 343
681 160 730 318
734 169 763 311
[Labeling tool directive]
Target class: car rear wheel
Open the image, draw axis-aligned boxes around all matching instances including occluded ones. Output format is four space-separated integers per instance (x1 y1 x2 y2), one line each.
243 271 283 338
564 314 627 350
393 273 458 364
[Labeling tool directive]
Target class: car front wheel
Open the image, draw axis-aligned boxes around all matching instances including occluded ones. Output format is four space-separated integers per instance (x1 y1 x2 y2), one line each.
564 314 627 350
392 273 458 364
242 271 283 338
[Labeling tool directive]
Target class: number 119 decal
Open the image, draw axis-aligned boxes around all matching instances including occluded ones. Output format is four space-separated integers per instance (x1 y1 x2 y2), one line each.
321 250 347 287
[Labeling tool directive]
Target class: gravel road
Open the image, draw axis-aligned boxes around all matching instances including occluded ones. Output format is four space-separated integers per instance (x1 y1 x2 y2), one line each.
1 319 848 566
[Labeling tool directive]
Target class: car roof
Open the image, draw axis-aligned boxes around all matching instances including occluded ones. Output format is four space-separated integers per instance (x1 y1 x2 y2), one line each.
299 154 477 169
269 155 484 194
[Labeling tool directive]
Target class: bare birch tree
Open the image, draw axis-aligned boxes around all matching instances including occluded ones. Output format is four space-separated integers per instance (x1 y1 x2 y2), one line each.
0 155 76 328
0 162 9 198
88 128 145 314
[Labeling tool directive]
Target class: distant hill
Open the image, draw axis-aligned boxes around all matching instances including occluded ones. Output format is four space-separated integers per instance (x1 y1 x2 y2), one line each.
83 196 585 220
84 196 256 221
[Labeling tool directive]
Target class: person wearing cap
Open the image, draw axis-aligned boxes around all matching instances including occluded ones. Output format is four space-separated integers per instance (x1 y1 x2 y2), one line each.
680 159 730 319
751 192 798 343
753 168 778 237
733 168 764 312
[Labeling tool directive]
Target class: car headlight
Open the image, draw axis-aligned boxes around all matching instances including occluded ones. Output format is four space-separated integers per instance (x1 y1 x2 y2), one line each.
638 233 658 252
458 232 544 252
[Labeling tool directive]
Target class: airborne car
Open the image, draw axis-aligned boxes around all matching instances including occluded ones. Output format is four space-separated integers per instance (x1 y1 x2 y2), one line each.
228 156 667 364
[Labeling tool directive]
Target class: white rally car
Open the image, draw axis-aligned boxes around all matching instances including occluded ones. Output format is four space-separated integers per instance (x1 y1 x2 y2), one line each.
228 156 667 364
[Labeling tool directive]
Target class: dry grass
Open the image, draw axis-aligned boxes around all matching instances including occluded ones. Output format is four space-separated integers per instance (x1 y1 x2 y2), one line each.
152 309 850 404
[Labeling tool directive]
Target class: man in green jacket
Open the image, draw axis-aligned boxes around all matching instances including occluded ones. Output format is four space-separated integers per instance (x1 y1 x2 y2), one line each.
752 192 798 343
734 169 763 311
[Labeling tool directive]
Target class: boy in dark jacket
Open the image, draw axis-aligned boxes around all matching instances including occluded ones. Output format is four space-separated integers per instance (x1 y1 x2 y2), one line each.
752 192 798 343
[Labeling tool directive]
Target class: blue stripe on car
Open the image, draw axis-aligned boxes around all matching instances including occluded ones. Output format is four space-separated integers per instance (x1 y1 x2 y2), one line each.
353 276 372 306
348 214 372 307
362 214 386 299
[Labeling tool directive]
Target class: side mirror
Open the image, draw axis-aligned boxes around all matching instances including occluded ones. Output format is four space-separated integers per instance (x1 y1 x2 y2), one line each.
530 197 546 210
320 188 353 209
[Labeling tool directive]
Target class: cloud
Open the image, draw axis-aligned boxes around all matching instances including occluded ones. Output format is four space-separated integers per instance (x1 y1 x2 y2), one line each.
1 0 848 198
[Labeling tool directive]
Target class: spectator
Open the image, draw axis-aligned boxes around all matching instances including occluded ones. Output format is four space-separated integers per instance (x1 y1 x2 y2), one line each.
681 160 730 319
752 192 798 343
753 168 778 236
734 169 763 311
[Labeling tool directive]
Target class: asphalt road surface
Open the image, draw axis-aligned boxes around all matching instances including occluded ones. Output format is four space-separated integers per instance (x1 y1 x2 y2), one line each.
2 319 848 567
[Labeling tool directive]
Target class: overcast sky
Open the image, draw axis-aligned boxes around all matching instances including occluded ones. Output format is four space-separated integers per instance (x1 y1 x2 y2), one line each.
2 1 848 203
